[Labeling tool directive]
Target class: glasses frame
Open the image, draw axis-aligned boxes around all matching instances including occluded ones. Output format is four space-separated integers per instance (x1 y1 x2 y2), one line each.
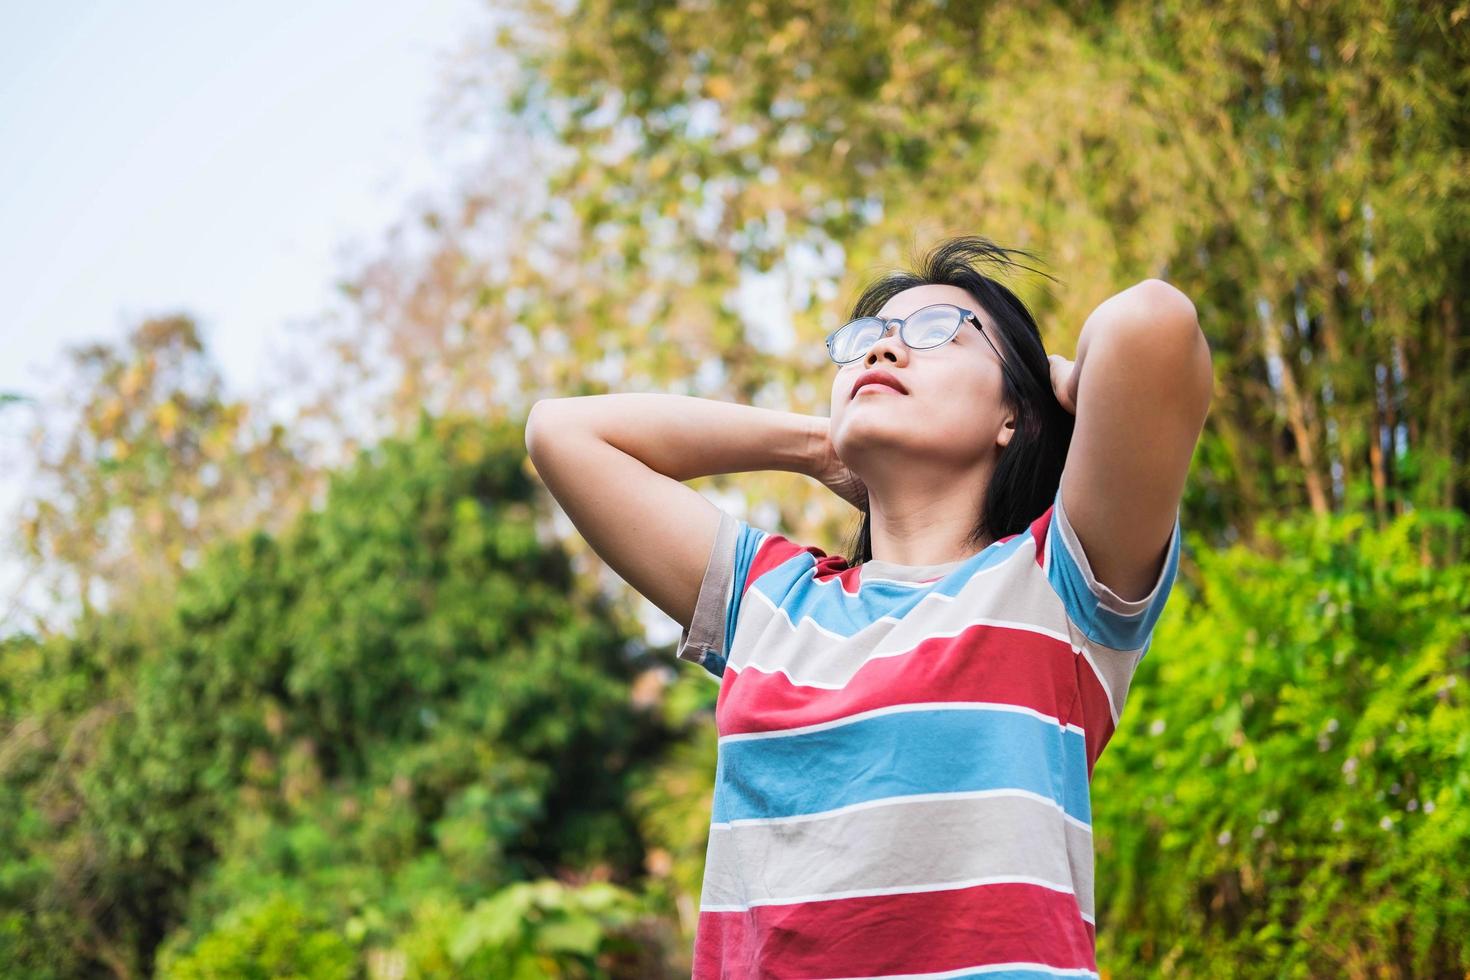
824 303 1002 366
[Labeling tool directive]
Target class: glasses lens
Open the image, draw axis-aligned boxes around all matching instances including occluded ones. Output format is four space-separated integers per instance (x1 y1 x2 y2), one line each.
828 306 964 362
903 305 962 348
830 318 884 362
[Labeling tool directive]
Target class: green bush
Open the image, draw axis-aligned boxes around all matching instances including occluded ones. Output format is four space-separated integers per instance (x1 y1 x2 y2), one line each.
624 666 719 958
395 878 672 979
0 414 674 977
1094 507 1470 977
154 895 355 980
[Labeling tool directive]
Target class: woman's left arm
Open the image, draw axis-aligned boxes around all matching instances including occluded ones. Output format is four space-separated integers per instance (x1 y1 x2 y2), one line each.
1048 279 1214 603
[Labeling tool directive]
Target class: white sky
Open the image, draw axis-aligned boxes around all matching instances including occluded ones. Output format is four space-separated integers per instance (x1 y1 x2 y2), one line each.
0 0 484 403
0 0 487 632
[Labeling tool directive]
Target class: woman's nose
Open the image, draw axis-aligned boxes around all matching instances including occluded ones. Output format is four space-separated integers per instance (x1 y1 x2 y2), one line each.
865 321 906 364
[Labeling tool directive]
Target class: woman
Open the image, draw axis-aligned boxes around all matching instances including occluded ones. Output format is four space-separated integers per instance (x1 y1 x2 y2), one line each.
524 236 1213 978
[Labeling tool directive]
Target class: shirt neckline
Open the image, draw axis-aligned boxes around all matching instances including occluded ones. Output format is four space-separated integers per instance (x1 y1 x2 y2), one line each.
857 537 1005 582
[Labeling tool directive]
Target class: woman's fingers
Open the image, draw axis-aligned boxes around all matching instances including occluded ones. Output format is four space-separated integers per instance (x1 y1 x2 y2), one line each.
1048 354 1077 415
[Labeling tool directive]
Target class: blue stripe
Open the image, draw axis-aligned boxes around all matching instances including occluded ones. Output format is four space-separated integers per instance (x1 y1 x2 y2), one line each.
712 707 1091 826
726 522 769 656
1045 485 1180 654
742 531 1034 637
698 650 728 681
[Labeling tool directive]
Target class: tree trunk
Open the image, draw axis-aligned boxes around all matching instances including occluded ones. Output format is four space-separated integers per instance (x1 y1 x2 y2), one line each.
1261 309 1330 516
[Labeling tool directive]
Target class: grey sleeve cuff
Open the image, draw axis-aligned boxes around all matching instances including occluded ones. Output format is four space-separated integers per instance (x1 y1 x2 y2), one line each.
675 510 739 674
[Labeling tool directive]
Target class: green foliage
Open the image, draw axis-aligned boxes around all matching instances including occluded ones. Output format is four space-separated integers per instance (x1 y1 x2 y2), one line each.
152 881 666 980
1094 505 1470 976
154 895 355 980
0 413 680 977
395 878 668 979
625 668 719 953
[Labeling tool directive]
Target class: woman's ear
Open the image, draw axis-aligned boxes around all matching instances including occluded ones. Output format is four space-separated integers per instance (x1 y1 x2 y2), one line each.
997 415 1015 449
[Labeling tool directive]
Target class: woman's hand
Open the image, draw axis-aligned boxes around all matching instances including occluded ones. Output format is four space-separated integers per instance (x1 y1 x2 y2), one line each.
812 420 868 511
1048 353 1078 415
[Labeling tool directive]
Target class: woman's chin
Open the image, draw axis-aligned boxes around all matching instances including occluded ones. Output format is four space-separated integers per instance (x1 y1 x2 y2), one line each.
833 430 915 462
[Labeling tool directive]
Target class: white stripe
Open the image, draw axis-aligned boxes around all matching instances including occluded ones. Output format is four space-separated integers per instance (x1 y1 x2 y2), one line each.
707 786 1093 834
853 572 953 588
717 699 1084 744
834 565 964 594
1041 514 1055 576
699 872 1079 913
729 585 1073 687
824 962 1100 980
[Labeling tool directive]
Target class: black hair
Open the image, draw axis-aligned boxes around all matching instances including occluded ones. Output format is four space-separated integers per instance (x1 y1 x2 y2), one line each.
843 235 1074 564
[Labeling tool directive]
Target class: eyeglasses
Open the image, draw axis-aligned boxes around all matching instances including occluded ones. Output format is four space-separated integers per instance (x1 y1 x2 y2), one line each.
824 303 1000 365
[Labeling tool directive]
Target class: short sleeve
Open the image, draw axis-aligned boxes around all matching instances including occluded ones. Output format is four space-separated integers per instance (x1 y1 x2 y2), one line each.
1043 482 1182 656
674 511 771 680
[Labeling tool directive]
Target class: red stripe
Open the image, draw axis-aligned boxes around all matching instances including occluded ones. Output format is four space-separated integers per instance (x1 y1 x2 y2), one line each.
813 552 866 592
1031 502 1056 571
717 622 1078 737
692 879 1096 979
1073 657 1119 779
743 534 826 595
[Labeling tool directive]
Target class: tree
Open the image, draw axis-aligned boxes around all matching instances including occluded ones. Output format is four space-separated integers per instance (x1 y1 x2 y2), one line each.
9 315 311 634
312 0 1466 572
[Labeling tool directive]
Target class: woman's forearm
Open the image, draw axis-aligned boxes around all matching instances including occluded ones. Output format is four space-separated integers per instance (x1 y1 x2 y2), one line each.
526 393 827 483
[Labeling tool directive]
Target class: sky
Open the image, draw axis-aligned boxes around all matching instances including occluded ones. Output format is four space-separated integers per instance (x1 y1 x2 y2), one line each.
0 0 488 631
0 0 483 404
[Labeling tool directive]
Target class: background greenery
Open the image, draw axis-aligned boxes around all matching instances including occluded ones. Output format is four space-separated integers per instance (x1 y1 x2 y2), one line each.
2 0 1466 976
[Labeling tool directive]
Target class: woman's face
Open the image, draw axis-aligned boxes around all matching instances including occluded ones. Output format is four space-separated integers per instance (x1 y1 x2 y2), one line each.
828 284 1012 477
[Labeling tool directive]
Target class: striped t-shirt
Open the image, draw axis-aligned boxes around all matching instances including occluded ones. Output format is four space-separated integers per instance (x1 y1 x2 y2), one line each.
674 482 1182 979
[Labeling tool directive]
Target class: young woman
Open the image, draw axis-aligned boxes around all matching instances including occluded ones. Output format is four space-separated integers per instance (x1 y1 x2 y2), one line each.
524 236 1213 979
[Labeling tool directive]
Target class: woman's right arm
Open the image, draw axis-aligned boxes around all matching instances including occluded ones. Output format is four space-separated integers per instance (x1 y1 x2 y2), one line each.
523 394 827 632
